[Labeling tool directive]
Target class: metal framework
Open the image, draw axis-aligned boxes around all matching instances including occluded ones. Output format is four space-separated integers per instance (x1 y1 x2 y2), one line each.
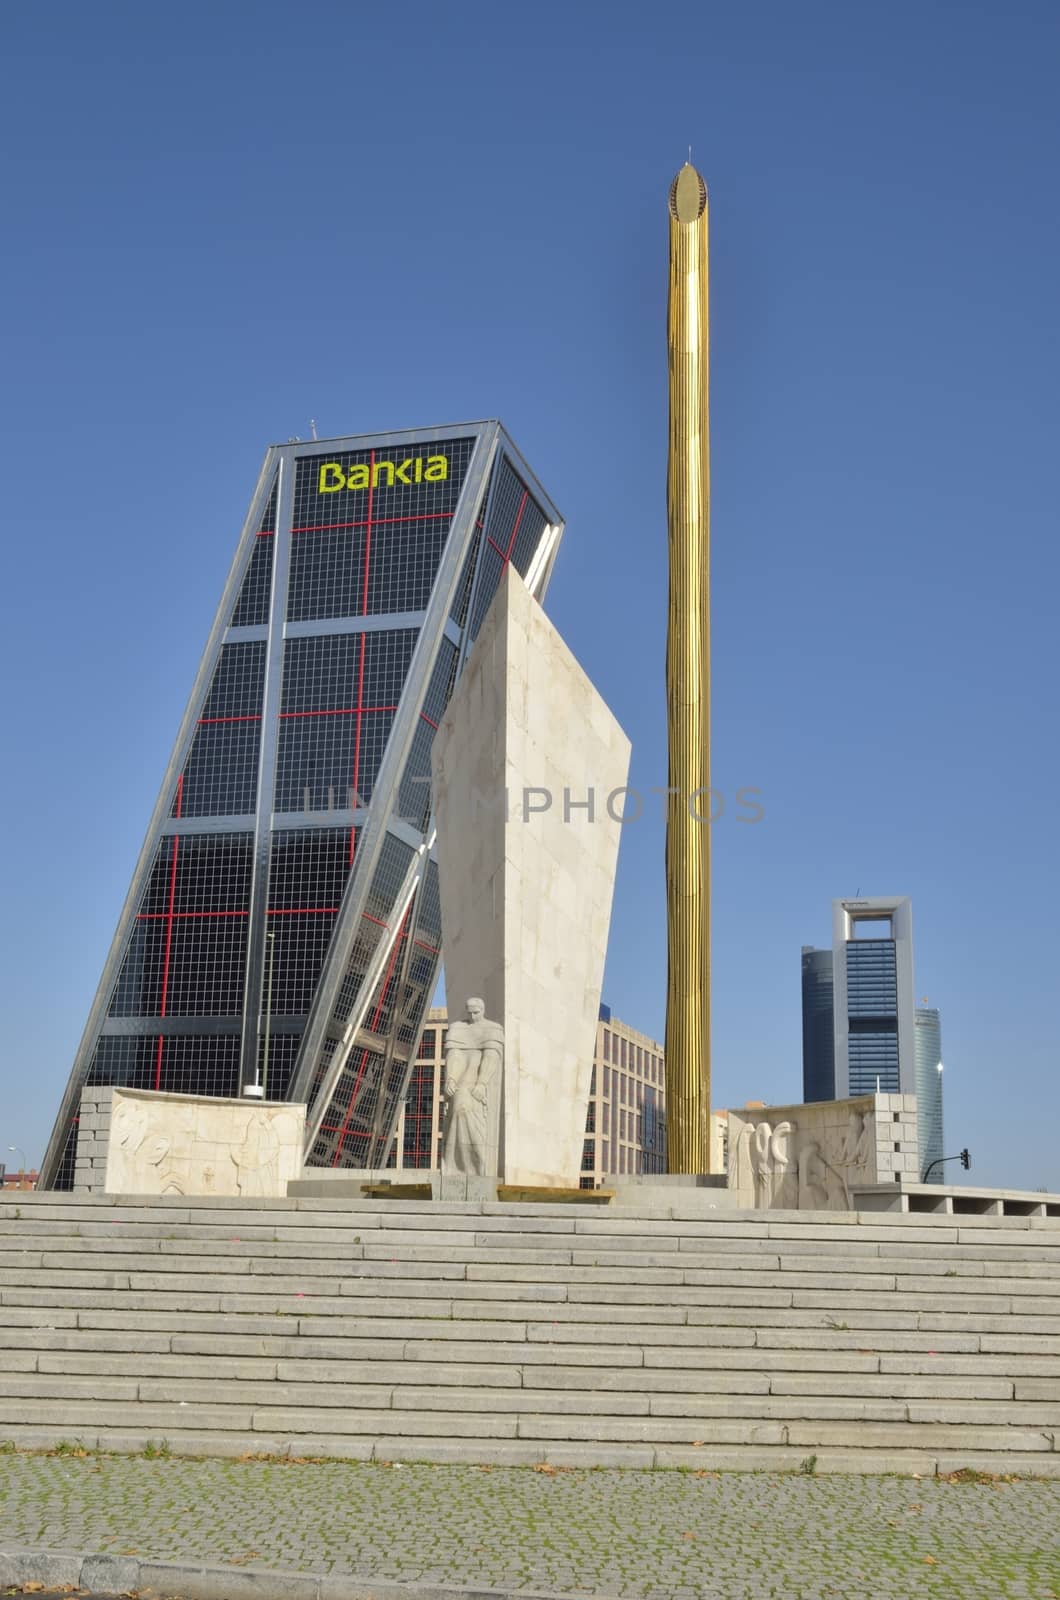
39 422 563 1188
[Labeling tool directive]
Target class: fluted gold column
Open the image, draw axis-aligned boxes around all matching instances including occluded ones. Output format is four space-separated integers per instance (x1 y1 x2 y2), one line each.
664 163 711 1173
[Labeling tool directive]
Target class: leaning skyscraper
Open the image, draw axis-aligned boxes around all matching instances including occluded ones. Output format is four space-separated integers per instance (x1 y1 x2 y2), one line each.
39 424 562 1188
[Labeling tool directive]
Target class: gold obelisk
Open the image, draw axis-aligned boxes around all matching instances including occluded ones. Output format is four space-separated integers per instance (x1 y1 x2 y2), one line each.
664 163 711 1173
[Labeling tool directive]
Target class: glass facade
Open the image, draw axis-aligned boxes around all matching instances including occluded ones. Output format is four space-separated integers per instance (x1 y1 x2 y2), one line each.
40 423 562 1188
800 947 835 1101
914 1006 945 1180
803 900 920 1123
846 940 901 1094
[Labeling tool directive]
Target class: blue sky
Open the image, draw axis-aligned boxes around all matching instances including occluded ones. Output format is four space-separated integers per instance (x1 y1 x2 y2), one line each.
1 1 1057 1187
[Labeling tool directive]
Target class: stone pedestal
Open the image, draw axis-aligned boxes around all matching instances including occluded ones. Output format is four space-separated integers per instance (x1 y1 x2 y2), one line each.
431 567 630 1188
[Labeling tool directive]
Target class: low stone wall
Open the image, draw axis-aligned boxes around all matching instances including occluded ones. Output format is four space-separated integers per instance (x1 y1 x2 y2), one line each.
856 1180 1060 1217
726 1093 918 1212
74 1087 305 1198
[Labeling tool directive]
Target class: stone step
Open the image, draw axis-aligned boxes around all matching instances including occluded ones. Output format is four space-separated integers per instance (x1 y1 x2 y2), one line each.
0 1375 646 1418
5 1269 1053 1315
463 1259 1060 1289
4 1240 1046 1277
0 1280 569 1309
511 1413 1056 1453
1014 1378 1060 1398
7 1321 1056 1375
0 1374 143 1401
0 1316 1053 1359
37 1351 285 1380
0 1351 38 1373
16 1349 1033 1402
903 1399 1060 1426
8 1220 1057 1257
0 1305 79 1327
11 1222 1060 1258
767 1371 1017 1399
788 1288 1028 1313
4 1196 1053 1238
0 1398 258 1430
782 1419 1057 1454
7 1307 1032 1356
11 1292 1047 1334
31 1352 510 1388
123 1247 1057 1284
0 1416 1053 1478
319 1410 788 1445
878 1352 1060 1375
79 1311 538 1340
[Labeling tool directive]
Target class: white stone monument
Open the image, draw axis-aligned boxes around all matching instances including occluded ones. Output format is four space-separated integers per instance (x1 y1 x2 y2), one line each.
440 997 504 1177
431 567 631 1189
726 1093 919 1212
74 1086 306 1198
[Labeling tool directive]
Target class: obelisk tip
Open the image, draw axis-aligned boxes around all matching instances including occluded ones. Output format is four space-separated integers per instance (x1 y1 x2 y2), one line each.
669 163 707 223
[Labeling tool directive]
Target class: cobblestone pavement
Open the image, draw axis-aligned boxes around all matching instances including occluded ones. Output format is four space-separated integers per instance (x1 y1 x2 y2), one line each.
0 1453 1058 1600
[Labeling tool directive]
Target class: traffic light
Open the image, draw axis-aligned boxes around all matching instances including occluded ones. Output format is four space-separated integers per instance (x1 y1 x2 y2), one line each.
960 1148 971 1170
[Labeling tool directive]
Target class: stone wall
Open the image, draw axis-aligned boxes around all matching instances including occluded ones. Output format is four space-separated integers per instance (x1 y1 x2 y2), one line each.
726 1093 919 1211
72 1086 117 1194
74 1087 306 1198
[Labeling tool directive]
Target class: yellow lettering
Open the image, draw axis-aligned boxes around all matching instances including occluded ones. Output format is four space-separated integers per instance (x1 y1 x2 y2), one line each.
318 463 347 493
321 454 446 494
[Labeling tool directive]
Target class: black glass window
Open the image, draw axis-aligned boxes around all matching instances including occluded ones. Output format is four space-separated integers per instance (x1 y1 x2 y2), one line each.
287 438 474 621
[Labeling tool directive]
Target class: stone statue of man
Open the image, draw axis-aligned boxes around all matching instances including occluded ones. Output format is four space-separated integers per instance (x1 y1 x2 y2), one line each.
441 997 504 1176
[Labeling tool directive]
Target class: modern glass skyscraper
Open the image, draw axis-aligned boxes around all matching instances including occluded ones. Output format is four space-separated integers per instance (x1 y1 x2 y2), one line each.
800 946 835 1101
832 897 916 1098
39 423 562 1189
914 1006 945 1181
802 898 943 1177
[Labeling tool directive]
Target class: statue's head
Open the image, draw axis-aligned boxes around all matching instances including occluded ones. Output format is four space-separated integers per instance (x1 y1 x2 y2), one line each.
466 996 485 1023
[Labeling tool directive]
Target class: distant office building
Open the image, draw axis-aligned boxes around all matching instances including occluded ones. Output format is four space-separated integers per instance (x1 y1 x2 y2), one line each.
802 898 943 1177
39 423 562 1189
710 1109 729 1176
914 1007 945 1181
801 947 835 1101
832 897 916 1097
389 1007 670 1185
583 1013 668 1186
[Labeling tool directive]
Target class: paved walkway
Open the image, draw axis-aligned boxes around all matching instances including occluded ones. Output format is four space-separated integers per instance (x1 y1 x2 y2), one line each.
0 1452 1058 1599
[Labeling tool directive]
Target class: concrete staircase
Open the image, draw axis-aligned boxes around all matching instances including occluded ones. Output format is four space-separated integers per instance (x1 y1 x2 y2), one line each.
1 1193 1058 1476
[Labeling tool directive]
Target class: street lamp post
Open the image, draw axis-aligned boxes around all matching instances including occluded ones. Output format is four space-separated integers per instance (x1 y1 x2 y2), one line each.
243 931 276 1101
7 1146 27 1186
262 930 276 1100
